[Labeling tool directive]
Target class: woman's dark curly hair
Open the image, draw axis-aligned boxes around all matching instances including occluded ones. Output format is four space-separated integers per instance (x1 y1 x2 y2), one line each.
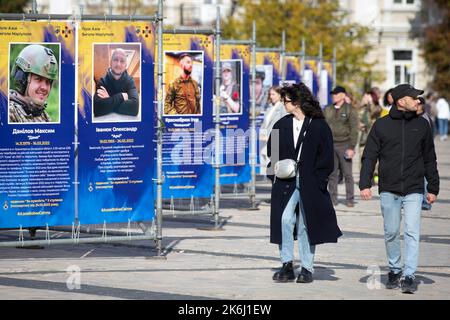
383 88 394 107
280 82 324 119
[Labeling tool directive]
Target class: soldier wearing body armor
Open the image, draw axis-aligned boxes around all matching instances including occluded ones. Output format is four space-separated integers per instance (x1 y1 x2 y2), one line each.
164 53 201 115
218 62 240 114
9 44 58 123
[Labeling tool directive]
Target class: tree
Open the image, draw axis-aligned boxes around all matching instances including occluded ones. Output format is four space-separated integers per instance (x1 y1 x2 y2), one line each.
222 0 381 95
0 0 30 13
413 0 450 100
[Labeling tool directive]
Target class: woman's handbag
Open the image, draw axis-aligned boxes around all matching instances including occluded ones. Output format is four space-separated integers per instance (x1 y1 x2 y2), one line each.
274 158 298 179
273 118 312 180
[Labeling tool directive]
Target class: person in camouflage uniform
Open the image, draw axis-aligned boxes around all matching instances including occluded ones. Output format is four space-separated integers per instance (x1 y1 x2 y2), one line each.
164 53 201 115
9 44 58 123
324 86 359 207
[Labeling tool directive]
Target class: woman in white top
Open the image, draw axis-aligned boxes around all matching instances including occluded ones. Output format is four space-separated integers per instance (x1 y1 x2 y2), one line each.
436 97 449 141
259 86 287 174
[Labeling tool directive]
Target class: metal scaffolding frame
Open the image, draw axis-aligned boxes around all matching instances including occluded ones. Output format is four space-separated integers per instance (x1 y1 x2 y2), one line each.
217 25 258 210
158 9 224 230
0 3 161 253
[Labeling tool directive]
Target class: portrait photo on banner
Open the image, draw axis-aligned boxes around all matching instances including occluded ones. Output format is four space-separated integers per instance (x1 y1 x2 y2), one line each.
213 59 242 115
92 43 141 123
254 64 273 116
163 51 203 116
8 42 61 124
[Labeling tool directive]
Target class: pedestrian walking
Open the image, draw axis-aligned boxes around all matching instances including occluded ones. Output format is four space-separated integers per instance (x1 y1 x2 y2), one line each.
324 86 359 207
359 84 439 294
267 83 342 283
436 96 449 141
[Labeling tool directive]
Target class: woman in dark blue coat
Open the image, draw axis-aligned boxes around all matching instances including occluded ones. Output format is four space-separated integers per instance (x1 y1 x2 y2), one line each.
267 83 342 283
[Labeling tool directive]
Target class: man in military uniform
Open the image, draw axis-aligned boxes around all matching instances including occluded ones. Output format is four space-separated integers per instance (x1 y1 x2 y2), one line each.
218 61 240 114
324 86 359 207
9 44 58 123
164 53 201 115
254 69 269 115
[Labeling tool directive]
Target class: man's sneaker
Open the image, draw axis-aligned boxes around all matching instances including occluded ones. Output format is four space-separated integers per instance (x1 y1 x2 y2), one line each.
386 271 402 289
346 201 355 208
296 267 313 283
401 276 417 294
273 261 295 282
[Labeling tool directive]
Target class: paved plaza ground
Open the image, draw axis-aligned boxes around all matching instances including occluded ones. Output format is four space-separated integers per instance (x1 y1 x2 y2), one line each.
0 140 449 300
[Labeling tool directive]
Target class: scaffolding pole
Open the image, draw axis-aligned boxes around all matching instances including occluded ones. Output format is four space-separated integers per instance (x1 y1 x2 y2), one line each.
249 21 258 210
0 13 157 21
213 6 222 228
156 0 164 256
332 47 337 89
301 38 306 80
281 30 286 83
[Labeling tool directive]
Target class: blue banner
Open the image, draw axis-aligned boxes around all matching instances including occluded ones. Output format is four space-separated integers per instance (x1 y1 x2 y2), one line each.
0 21 75 228
218 45 251 185
77 21 155 225
161 34 215 199
304 59 319 97
285 56 302 84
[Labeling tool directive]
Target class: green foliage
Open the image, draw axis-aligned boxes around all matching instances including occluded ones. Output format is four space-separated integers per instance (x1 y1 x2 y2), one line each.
0 0 30 13
417 1 450 100
223 0 382 95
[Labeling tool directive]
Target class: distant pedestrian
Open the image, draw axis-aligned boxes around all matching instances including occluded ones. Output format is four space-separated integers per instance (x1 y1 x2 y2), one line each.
436 96 449 141
324 86 359 207
359 84 439 294
260 86 287 175
417 97 433 211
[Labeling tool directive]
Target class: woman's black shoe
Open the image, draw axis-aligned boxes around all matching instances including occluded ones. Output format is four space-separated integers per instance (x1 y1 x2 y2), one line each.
273 261 295 282
296 267 313 283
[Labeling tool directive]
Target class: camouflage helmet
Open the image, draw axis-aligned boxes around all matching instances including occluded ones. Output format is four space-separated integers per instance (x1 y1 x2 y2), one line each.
14 44 58 80
11 44 58 95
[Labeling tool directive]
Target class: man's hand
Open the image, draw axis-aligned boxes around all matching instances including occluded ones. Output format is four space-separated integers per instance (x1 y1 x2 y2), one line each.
360 188 372 200
426 193 437 204
345 149 355 159
97 86 110 99
122 92 128 101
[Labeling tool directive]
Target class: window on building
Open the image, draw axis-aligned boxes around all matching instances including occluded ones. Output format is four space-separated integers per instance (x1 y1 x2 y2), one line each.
393 50 414 85
393 0 415 4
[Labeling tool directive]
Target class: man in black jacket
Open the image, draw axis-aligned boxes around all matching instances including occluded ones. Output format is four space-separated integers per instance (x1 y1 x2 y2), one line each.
94 48 139 118
359 84 439 294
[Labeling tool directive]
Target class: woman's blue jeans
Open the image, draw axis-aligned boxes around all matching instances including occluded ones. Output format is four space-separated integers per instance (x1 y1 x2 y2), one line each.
279 176 316 273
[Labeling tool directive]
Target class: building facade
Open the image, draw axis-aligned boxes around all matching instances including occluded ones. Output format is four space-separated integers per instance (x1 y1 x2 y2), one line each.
339 0 432 92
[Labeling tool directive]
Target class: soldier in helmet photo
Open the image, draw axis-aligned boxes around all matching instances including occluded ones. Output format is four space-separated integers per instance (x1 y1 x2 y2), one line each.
164 52 202 115
9 43 59 123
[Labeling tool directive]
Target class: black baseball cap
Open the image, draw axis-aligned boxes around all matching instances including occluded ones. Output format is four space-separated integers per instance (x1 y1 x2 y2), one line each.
330 86 346 95
391 84 424 102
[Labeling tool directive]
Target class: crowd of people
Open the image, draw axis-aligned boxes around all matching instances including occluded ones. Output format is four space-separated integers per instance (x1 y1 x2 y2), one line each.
265 81 446 294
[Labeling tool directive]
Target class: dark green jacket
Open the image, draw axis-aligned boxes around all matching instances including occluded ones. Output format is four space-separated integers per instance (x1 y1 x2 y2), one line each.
323 103 359 149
